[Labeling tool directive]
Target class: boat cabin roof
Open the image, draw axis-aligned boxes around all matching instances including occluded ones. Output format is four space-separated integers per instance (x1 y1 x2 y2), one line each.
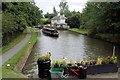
43 28 57 31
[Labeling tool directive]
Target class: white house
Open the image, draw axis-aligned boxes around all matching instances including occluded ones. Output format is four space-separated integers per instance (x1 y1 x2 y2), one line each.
51 13 69 28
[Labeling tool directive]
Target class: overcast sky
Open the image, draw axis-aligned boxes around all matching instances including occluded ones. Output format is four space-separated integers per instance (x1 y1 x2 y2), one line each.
35 0 88 14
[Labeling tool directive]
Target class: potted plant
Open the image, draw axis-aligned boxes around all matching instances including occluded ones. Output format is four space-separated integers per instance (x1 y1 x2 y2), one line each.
54 60 61 68
102 57 109 64
60 61 68 74
37 52 51 78
110 54 117 64
68 58 78 76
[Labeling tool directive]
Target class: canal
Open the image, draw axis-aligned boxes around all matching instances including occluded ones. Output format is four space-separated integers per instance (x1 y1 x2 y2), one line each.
22 30 120 78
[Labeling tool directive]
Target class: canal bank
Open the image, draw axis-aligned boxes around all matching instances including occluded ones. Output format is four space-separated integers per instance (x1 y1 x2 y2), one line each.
68 29 88 36
68 28 120 46
2 28 37 78
14 41 37 73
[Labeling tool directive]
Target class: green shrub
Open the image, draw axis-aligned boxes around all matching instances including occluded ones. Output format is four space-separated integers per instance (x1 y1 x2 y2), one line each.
102 58 109 64
110 56 117 64
96 57 102 65
61 61 67 67
70 59 77 67
38 53 51 61
38 56 50 61
54 60 61 67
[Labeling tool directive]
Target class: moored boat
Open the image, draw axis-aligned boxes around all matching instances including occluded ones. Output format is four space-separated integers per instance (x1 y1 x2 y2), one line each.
42 28 59 37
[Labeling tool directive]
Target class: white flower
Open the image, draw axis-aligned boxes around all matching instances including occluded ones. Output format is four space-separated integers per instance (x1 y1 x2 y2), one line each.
62 57 67 60
29 42 31 44
7 64 10 66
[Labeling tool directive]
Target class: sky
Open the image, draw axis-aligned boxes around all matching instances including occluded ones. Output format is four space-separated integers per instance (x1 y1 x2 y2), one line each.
35 0 88 14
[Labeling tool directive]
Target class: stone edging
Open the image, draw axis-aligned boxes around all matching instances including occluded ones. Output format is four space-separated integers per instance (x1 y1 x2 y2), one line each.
14 41 37 78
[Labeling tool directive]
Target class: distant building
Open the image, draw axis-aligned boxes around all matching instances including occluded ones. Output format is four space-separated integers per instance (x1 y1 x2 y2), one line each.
51 12 69 28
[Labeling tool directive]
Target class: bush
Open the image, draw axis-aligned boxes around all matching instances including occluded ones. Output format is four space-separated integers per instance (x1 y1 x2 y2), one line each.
61 61 67 67
102 58 109 64
88 28 97 36
54 60 61 68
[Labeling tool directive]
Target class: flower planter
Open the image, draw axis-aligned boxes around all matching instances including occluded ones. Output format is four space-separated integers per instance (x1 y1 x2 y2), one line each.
67 66 78 76
78 66 87 79
60 67 69 75
49 68 64 79
87 64 118 75
37 59 51 78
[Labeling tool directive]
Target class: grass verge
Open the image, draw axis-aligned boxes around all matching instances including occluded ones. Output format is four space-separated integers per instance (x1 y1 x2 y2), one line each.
69 28 89 34
41 18 49 21
2 29 27 54
2 28 37 78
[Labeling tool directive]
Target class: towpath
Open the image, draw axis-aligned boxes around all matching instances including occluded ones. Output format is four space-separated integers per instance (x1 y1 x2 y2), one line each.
0 29 31 66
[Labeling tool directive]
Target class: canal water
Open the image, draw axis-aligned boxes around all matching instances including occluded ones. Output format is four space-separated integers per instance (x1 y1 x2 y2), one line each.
22 30 120 78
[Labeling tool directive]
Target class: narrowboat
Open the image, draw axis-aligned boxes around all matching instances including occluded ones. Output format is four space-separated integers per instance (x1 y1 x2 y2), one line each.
42 28 59 37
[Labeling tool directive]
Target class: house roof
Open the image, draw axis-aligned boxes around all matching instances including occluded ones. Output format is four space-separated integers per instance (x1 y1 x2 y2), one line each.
51 15 66 20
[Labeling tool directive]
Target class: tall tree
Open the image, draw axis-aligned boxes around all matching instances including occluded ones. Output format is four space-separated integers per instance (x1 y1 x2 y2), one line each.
53 6 57 16
66 11 81 28
2 2 43 45
81 2 120 35
59 0 70 16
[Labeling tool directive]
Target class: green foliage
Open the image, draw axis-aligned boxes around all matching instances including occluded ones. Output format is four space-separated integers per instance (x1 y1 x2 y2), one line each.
81 2 120 35
66 11 81 28
59 0 70 16
54 60 61 67
53 6 57 16
44 12 56 19
69 28 89 34
2 29 27 54
2 28 37 78
43 19 51 24
61 61 67 67
38 56 50 61
2 28 37 70
2 2 42 45
110 54 117 64
2 68 26 78
96 56 102 65
102 58 109 64
70 58 77 67
41 18 49 21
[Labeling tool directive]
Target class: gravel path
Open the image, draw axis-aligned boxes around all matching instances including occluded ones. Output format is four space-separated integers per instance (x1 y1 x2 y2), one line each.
0 29 31 65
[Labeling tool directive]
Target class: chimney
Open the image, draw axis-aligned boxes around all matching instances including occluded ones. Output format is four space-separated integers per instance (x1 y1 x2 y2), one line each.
63 13 65 17
58 12 60 16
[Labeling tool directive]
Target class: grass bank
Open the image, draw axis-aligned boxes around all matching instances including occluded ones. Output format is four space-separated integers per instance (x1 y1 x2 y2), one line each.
2 29 27 54
69 28 89 34
41 18 49 21
2 28 37 78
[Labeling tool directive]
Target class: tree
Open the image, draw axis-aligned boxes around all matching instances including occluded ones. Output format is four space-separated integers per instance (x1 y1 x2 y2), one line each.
66 11 81 28
53 6 57 16
44 12 55 19
59 0 70 16
2 2 43 45
81 2 120 35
